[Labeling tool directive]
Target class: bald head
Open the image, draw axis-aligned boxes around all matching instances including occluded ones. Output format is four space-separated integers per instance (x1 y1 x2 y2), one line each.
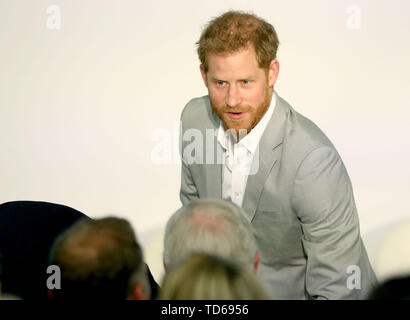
49 217 149 299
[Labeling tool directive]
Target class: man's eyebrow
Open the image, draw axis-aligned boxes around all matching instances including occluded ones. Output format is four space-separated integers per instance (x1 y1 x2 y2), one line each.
240 75 257 80
209 76 225 82
209 76 256 81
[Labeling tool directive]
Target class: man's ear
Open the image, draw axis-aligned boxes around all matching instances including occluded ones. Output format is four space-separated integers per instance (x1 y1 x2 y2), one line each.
130 283 149 300
200 65 208 88
267 59 280 88
254 250 260 273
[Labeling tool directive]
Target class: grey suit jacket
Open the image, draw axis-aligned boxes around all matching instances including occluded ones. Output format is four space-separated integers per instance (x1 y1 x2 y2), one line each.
179 93 378 299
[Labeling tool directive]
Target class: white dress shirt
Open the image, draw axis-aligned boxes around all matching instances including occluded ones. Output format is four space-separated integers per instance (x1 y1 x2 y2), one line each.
217 92 277 207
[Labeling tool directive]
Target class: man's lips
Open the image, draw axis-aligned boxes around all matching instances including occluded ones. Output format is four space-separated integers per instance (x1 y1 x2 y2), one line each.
226 112 247 120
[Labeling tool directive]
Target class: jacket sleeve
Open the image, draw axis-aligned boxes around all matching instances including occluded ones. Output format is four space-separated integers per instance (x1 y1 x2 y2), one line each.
291 146 377 299
180 156 200 205
179 105 200 205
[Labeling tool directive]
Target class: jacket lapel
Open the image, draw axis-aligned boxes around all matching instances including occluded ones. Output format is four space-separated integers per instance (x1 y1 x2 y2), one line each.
205 160 223 199
204 97 223 199
241 94 288 222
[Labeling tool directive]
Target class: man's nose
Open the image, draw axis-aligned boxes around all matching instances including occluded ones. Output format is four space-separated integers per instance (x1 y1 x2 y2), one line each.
225 84 242 108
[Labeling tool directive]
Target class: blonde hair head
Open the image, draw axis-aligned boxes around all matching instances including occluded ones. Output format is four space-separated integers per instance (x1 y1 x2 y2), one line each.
160 253 270 300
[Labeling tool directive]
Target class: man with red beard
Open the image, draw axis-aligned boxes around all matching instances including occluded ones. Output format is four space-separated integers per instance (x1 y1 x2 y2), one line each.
179 11 377 299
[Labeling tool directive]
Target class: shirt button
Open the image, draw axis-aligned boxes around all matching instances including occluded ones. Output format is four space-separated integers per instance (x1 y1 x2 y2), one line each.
234 192 239 197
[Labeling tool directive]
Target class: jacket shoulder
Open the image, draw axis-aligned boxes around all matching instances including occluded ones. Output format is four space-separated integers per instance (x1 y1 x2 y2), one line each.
277 97 340 168
180 95 219 130
284 101 335 152
181 96 208 118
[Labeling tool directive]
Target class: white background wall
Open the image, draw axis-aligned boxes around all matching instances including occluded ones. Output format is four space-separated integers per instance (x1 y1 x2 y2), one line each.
1 0 409 280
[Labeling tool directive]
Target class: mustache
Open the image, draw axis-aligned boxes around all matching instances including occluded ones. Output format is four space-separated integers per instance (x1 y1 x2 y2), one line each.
221 106 252 113
224 110 248 113
210 101 253 114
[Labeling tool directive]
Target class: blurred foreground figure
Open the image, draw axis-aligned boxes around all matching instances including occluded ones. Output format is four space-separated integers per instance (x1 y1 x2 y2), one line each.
0 201 86 299
374 221 410 282
369 221 410 300
160 253 269 300
0 251 17 299
369 275 410 300
163 199 259 273
49 217 150 300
